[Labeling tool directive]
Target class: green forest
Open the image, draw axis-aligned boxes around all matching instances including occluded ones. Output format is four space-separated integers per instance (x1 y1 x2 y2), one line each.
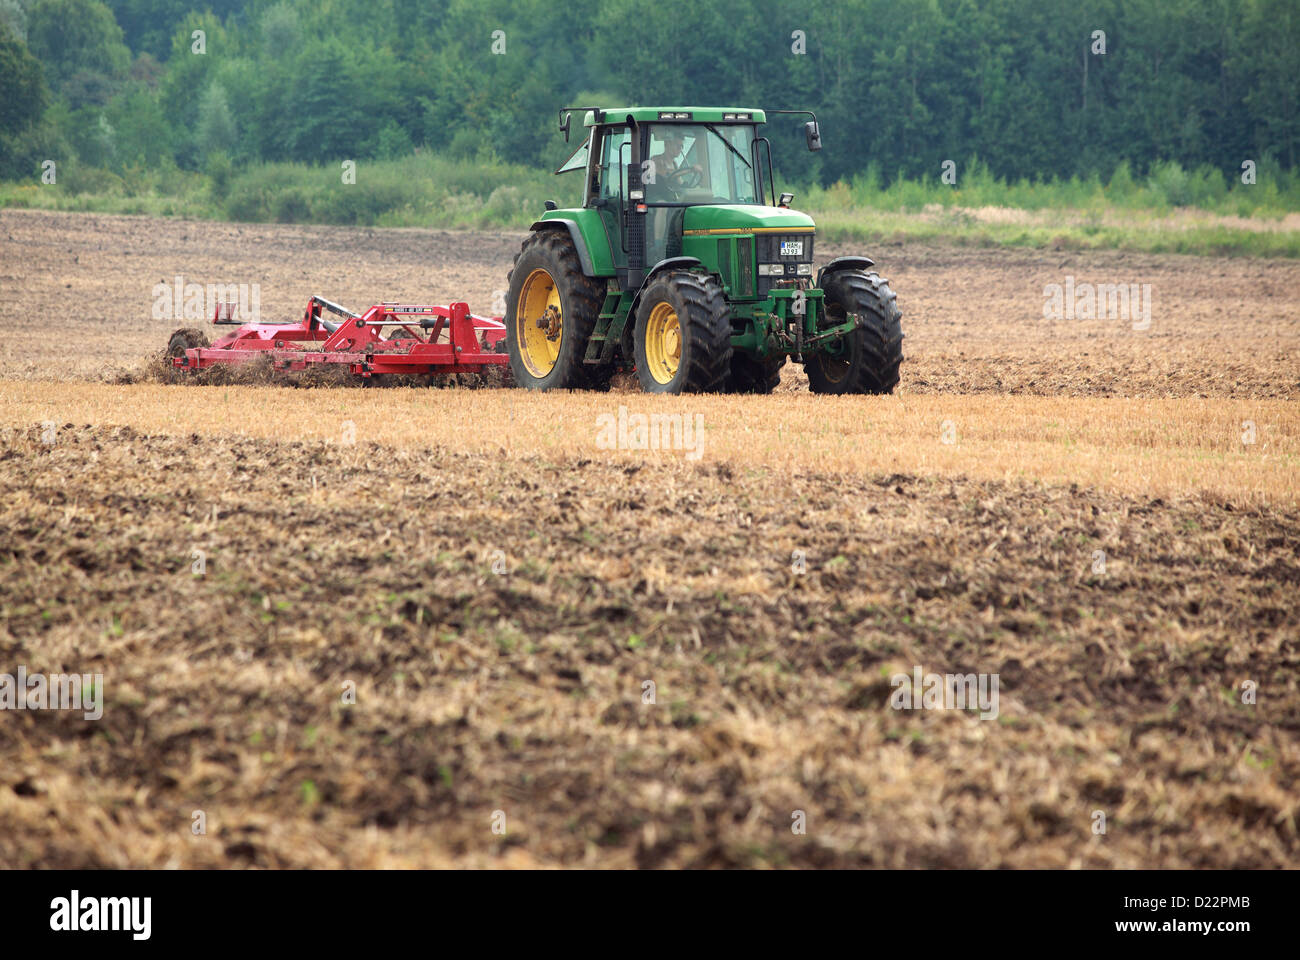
1 0 1299 252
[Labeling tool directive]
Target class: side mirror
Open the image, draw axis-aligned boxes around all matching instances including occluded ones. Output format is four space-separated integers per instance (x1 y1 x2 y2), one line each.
544 200 557 211
559 112 572 142
805 121 822 152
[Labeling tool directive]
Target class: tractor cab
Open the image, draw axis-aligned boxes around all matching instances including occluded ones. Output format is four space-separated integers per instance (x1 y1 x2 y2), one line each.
555 107 808 293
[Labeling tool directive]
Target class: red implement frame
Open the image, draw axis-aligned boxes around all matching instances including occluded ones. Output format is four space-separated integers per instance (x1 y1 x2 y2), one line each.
172 296 508 377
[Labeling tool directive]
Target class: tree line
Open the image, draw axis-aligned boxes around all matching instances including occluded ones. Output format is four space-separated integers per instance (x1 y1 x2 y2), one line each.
1 0 1296 190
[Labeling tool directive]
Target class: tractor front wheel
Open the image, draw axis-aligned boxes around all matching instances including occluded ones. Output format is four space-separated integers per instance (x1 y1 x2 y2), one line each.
804 270 903 395
505 230 609 390
633 271 732 394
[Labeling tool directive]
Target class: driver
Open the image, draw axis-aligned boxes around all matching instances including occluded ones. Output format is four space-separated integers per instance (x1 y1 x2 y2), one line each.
649 133 702 196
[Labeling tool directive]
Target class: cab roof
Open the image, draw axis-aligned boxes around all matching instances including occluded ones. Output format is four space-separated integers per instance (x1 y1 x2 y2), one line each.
580 107 767 126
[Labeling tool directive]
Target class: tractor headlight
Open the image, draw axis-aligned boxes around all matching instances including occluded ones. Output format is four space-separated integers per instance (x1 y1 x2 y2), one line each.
796 263 812 275
758 263 784 276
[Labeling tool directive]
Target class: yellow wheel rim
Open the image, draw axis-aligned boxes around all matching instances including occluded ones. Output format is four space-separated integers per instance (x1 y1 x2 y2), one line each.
517 268 563 378
643 301 681 385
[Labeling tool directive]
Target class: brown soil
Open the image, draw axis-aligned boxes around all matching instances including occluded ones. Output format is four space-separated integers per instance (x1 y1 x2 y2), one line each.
1 425 1296 868
0 209 1297 868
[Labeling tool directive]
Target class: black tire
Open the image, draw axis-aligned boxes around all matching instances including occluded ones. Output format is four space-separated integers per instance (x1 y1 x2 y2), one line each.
726 352 785 394
166 328 209 358
505 230 610 390
804 270 903 395
633 271 732 394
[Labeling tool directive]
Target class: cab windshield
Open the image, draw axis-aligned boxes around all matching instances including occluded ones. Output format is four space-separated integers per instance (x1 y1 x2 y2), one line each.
644 123 758 204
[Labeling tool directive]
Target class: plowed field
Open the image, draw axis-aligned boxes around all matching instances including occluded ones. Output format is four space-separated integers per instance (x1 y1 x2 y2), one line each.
0 209 1296 868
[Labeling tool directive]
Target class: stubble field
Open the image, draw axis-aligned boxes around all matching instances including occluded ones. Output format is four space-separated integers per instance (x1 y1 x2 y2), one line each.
0 208 1296 868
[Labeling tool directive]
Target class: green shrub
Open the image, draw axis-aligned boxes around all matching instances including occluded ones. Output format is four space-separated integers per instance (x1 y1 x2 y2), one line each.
1149 160 1192 207
205 151 233 201
311 182 409 224
58 159 124 195
375 121 414 161
271 186 312 223
1107 160 1137 201
1187 164 1228 206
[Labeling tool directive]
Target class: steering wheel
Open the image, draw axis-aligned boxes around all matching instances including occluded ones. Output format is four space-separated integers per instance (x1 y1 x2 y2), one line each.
666 164 703 189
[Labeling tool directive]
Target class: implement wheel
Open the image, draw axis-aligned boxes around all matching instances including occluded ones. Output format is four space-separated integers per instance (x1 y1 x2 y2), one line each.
166 328 209 359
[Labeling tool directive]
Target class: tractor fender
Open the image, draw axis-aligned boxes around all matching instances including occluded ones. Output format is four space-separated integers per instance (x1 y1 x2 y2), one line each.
816 255 876 289
628 257 705 321
529 219 597 277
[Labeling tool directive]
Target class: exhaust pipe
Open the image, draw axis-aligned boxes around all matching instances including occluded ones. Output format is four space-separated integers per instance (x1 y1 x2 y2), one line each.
625 116 645 292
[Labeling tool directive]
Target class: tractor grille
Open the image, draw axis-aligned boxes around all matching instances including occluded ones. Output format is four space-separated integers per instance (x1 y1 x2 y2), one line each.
755 233 814 297
717 239 733 290
716 237 754 298
736 236 753 297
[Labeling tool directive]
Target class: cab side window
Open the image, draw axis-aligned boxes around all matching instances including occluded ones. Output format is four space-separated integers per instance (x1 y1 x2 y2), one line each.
599 127 629 201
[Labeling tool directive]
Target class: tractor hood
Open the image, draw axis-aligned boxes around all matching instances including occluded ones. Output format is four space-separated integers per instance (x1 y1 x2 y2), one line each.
682 205 816 234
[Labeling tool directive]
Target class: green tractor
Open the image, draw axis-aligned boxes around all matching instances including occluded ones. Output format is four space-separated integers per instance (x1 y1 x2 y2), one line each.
506 106 903 394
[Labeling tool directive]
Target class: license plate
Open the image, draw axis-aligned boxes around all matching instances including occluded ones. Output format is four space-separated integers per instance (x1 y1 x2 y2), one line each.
780 240 803 257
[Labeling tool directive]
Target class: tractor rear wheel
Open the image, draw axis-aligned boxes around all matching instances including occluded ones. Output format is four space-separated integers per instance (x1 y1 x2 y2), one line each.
506 230 609 390
633 271 732 394
804 270 903 395
726 352 785 394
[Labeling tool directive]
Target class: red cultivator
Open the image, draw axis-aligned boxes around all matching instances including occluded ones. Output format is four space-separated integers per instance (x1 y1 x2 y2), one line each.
170 296 508 378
